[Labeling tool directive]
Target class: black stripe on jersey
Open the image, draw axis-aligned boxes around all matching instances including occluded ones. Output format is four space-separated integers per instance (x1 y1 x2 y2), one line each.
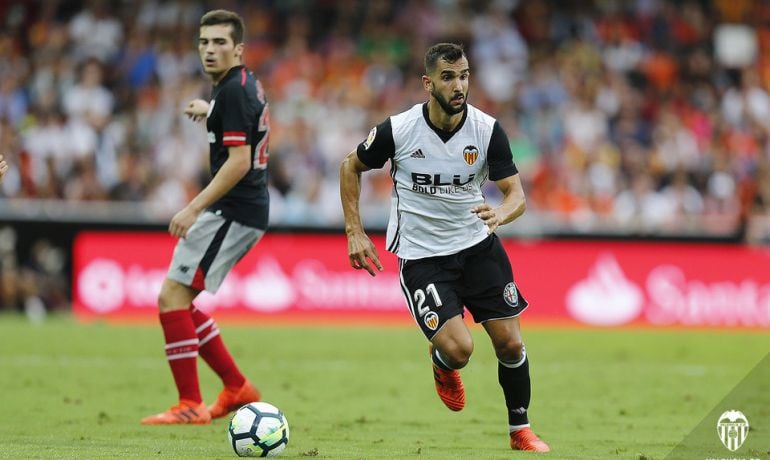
199 218 233 277
387 161 400 253
398 259 418 323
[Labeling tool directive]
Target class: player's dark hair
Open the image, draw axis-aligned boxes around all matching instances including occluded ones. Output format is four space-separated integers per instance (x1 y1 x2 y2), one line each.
200 9 245 44
424 43 466 74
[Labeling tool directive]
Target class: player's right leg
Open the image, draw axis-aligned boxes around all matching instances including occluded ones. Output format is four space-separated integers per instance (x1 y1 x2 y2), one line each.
429 316 473 411
141 278 210 425
399 257 470 411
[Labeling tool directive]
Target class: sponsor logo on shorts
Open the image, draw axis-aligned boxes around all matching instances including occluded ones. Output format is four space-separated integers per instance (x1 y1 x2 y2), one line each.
424 311 439 330
178 265 190 274
463 145 479 165
503 282 519 307
363 126 377 150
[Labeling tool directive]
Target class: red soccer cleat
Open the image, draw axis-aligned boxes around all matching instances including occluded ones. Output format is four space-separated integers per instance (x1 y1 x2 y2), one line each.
140 399 211 425
429 345 465 411
208 379 261 419
510 427 551 452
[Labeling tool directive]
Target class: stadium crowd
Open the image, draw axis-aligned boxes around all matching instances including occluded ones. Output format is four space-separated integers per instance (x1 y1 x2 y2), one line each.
1 0 769 240
2 0 770 315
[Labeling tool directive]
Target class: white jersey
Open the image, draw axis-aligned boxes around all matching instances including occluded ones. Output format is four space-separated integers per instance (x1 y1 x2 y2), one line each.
357 103 518 260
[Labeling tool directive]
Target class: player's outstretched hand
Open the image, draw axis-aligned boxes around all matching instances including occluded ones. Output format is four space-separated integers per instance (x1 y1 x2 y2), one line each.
472 203 500 234
184 99 210 123
347 231 383 277
0 154 7 182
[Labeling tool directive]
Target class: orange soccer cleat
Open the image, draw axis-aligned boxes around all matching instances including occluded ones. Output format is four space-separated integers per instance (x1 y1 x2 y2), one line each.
510 427 551 452
208 379 261 419
429 345 465 411
140 399 211 425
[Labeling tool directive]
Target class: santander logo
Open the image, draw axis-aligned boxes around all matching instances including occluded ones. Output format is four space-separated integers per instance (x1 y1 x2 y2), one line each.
566 254 644 326
77 256 404 314
566 253 770 327
645 265 770 326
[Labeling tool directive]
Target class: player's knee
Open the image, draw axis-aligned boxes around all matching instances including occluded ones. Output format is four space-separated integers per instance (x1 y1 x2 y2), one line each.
157 291 179 313
157 279 190 313
495 338 524 363
442 338 474 369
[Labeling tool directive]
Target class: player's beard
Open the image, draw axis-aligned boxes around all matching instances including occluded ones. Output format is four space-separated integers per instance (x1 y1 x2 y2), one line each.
431 88 468 116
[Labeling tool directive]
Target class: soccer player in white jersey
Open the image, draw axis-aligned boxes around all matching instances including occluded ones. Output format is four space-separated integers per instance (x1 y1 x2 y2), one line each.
340 43 550 452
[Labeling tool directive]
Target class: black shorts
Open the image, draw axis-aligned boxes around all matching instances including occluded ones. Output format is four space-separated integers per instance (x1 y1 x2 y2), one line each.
398 234 528 339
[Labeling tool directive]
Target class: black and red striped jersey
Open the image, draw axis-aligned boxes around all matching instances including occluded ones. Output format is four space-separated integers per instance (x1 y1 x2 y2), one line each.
206 65 269 229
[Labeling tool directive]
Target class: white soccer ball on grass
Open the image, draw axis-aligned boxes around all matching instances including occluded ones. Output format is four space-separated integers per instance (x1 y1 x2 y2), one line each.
228 402 289 457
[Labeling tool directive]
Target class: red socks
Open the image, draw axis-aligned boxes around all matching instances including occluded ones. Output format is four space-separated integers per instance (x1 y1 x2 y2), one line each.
189 305 246 390
159 310 202 403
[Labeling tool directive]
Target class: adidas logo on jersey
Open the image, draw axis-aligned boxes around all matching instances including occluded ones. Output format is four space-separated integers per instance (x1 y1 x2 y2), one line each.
410 149 425 158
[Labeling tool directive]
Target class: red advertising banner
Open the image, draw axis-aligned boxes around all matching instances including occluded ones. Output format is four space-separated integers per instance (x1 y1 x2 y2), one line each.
72 232 770 328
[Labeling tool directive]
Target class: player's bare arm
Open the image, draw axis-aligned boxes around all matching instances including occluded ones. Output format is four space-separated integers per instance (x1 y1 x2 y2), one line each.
340 149 383 277
169 144 251 238
472 174 526 234
184 99 210 123
0 154 7 182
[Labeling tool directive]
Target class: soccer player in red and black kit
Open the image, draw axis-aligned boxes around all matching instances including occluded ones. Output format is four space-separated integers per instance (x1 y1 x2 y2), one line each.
141 9 269 425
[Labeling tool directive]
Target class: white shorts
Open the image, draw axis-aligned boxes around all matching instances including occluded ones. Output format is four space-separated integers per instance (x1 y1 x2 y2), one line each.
167 211 264 293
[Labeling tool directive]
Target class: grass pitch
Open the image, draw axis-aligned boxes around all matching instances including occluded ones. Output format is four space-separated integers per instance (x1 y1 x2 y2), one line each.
0 315 768 459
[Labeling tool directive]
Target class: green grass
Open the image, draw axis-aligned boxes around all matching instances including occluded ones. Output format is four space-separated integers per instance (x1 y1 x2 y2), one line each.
0 315 768 459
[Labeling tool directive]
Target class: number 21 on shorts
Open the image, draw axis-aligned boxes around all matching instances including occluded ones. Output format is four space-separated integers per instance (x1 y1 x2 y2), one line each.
413 283 442 316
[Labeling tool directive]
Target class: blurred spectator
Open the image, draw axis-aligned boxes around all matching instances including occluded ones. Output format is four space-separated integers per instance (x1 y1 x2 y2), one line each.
68 0 123 63
0 227 68 318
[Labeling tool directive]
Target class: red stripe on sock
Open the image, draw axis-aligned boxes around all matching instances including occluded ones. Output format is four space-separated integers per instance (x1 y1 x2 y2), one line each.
159 310 202 403
190 305 246 389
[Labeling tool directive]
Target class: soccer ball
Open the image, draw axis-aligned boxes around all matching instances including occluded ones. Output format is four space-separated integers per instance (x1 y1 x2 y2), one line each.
228 402 289 457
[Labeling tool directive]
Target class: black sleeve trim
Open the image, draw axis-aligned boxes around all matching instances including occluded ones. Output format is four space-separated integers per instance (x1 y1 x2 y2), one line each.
356 118 395 169
488 121 519 181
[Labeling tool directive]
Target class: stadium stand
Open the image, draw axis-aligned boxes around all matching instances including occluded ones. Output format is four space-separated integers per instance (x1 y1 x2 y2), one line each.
1 0 769 313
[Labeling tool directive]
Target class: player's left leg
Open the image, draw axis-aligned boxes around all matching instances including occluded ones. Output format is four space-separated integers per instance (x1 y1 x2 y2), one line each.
483 317 549 452
189 304 260 418
181 217 264 418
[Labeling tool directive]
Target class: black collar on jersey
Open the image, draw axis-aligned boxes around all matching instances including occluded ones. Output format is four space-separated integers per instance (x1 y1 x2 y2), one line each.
422 102 467 143
215 65 246 87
